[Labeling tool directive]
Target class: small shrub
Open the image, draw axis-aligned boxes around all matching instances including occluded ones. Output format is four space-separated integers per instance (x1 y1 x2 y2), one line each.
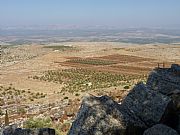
64 96 68 99
124 85 130 89
17 107 26 115
30 98 34 101
24 117 52 128
75 93 80 96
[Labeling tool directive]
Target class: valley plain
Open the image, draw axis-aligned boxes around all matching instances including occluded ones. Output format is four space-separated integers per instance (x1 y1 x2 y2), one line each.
0 42 180 134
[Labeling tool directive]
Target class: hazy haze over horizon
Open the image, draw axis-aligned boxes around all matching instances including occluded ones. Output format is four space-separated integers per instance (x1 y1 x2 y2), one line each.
0 0 180 29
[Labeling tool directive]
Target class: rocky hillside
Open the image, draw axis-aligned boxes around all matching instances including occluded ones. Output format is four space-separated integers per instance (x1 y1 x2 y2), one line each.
1 64 180 135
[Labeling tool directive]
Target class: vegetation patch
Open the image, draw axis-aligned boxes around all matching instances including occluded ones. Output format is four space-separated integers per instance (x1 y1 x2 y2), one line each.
44 45 74 51
0 85 47 106
32 68 147 93
24 117 69 135
24 117 52 129
66 58 117 65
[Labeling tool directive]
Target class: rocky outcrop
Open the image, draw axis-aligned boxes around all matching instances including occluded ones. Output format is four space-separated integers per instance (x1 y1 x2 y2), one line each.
1 125 55 135
147 64 180 95
147 64 180 133
68 95 146 135
120 83 173 127
68 83 174 135
143 124 179 135
68 64 180 135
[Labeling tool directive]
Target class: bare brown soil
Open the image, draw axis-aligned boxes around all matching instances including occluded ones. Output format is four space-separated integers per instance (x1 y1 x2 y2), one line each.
59 54 155 75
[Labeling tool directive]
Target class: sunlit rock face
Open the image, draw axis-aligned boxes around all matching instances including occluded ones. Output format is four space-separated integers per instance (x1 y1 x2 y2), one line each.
120 83 173 127
68 83 173 135
68 95 146 135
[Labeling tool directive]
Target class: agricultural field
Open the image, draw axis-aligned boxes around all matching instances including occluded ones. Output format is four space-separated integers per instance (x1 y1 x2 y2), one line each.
66 58 117 65
1 42 179 101
61 54 156 75
31 68 147 93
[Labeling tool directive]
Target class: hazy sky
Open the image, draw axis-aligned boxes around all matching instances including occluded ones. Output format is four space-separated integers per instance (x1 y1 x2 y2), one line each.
0 0 180 28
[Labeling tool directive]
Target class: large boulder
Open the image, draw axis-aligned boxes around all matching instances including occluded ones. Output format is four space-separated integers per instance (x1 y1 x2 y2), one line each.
68 95 146 135
146 64 180 132
143 124 179 135
2 125 55 135
146 64 180 95
120 83 173 127
2 125 17 135
68 83 174 135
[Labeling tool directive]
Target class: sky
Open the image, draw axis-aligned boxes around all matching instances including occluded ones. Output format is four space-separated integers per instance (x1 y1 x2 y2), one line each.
0 0 180 28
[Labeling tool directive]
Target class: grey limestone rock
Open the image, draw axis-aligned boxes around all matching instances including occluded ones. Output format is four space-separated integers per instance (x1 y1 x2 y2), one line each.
68 83 173 135
68 95 146 135
147 64 180 95
2 125 55 135
146 64 180 132
143 124 179 135
121 83 173 127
